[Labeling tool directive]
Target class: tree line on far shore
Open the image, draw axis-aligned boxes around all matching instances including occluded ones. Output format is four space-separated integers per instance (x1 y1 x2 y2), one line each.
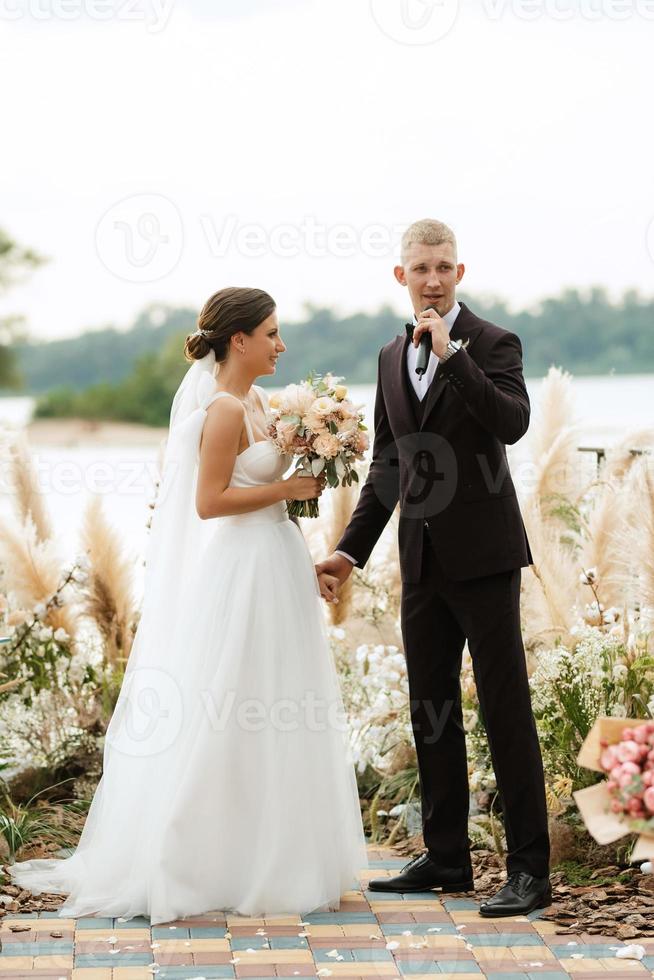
14 288 652 427
1 220 652 428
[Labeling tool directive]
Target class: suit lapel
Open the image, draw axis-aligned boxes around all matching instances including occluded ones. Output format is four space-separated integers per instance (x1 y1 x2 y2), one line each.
391 333 417 432
419 359 448 428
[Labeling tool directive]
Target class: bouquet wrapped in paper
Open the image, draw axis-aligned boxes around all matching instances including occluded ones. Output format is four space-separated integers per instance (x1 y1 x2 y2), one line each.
574 717 654 863
267 372 369 518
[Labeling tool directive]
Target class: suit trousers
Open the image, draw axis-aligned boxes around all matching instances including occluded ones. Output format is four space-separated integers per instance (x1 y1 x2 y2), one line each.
400 522 550 878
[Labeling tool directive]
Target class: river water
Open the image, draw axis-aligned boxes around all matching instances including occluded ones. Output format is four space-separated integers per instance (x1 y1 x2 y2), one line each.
1 374 652 569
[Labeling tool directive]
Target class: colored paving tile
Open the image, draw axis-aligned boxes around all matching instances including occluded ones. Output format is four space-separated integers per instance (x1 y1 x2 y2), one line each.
0 847 649 979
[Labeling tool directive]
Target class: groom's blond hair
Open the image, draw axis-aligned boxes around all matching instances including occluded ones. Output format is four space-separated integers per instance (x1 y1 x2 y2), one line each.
401 219 457 264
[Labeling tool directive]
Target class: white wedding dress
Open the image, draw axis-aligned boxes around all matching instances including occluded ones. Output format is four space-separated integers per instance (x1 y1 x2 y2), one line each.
8 363 367 924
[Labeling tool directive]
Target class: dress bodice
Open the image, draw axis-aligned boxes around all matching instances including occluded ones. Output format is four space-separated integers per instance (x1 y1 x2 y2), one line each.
205 385 293 527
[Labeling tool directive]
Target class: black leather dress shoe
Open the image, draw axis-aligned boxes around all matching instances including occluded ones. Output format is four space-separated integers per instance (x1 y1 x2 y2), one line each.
367 853 474 893
479 871 552 917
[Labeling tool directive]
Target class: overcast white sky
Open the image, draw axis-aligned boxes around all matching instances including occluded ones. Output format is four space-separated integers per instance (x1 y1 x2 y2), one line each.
2 0 653 339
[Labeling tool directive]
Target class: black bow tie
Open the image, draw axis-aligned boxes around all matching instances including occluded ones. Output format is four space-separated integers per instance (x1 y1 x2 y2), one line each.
405 322 416 339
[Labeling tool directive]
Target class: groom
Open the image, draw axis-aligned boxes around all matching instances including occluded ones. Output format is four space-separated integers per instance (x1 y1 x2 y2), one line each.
316 219 551 917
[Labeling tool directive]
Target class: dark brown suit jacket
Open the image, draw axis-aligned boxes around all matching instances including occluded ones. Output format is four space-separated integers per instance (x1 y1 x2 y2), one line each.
336 301 533 583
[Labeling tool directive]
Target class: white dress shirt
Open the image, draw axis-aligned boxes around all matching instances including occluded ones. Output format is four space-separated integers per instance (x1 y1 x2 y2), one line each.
406 301 461 400
334 302 461 567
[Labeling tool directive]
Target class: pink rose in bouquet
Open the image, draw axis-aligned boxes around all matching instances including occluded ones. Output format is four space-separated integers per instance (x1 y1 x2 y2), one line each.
266 372 369 518
599 721 654 829
574 716 654 862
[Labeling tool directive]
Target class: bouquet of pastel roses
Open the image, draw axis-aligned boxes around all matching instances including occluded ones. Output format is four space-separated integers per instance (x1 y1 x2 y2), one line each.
267 371 369 518
599 721 654 830
574 717 654 862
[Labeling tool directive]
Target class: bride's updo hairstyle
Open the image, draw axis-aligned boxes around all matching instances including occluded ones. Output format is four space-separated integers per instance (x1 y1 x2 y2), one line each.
184 287 276 363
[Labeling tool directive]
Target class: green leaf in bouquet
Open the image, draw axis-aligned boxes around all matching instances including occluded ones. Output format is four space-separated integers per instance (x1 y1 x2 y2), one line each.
351 469 359 482
311 457 326 476
280 413 302 425
335 455 346 480
325 459 340 488
328 420 338 435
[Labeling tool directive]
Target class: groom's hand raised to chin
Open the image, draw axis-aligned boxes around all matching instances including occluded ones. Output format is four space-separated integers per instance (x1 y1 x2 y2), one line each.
412 307 450 359
315 553 355 604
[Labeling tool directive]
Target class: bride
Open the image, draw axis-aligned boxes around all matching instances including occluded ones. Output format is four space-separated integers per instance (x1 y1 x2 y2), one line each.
8 286 368 924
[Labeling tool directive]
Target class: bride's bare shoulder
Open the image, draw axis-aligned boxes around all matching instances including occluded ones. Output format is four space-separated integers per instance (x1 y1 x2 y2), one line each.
201 394 245 448
206 391 245 416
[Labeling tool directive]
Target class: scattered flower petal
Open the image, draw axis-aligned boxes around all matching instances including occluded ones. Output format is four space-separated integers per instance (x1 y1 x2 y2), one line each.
616 945 646 960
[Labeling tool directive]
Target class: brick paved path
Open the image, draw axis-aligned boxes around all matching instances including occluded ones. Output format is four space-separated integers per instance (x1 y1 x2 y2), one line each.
0 848 650 979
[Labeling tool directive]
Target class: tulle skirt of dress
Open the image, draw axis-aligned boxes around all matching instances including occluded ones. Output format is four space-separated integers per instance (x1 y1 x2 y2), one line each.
7 516 367 924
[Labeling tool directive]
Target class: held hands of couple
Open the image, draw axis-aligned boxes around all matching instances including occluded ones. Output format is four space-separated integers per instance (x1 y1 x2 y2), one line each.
317 572 340 605
314 553 354 605
411 307 450 359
